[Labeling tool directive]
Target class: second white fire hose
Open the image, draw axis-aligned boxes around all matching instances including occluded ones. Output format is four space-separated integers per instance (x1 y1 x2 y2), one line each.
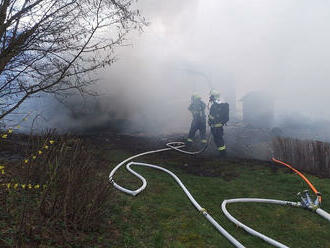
109 143 330 247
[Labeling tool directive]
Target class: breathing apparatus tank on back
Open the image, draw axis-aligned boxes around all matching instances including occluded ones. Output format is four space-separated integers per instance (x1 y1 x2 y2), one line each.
208 90 229 126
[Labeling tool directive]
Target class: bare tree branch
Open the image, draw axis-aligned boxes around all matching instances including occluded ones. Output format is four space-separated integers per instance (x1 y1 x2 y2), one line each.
0 0 145 120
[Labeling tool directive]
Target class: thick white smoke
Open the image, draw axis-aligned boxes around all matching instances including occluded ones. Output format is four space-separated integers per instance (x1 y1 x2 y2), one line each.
13 0 330 136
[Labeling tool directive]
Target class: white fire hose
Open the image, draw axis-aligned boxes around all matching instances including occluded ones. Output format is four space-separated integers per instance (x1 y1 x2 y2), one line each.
109 142 330 247
222 198 329 248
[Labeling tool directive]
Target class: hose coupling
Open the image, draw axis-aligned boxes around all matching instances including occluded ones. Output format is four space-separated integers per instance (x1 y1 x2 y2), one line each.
309 203 319 212
200 208 207 214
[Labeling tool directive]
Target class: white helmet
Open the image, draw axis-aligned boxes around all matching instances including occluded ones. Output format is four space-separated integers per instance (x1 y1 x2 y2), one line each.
210 90 220 101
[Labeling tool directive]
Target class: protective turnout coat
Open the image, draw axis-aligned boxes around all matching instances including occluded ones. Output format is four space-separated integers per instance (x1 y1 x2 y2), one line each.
208 101 229 153
187 100 207 143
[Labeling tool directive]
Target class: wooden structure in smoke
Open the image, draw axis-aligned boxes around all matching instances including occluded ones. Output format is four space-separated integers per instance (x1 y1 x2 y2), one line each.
240 91 274 128
272 137 330 178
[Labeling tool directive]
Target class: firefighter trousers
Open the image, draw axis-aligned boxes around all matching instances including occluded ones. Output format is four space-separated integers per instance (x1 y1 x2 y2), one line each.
211 127 225 151
188 118 206 141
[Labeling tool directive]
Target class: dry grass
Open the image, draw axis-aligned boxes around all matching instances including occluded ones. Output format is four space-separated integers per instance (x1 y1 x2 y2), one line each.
272 136 330 177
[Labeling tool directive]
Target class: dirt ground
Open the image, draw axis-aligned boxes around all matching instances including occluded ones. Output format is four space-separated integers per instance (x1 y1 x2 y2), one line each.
82 131 279 180
0 130 277 181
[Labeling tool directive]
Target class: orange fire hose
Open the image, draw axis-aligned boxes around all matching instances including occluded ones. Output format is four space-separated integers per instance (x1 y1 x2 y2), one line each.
272 158 322 203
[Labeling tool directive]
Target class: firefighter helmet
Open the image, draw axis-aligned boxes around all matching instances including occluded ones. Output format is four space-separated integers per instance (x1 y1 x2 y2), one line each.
210 90 220 102
191 94 201 102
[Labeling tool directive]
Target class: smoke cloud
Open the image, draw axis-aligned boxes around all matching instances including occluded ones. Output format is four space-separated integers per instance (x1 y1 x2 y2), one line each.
15 0 330 139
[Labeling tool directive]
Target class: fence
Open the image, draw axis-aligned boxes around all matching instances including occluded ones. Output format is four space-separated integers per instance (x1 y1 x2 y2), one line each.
272 137 330 178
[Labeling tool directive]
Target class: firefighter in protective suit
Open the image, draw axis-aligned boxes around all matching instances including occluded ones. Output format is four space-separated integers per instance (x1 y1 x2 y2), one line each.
208 91 229 157
186 94 207 145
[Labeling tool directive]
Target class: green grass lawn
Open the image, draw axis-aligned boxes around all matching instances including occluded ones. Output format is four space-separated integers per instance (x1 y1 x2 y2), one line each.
106 149 330 248
1 138 329 248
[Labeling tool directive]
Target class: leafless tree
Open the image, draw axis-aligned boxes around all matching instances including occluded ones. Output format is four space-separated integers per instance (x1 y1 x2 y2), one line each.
0 0 145 120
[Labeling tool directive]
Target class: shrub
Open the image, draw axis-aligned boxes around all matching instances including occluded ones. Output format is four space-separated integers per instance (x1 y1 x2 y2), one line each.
1 133 111 247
